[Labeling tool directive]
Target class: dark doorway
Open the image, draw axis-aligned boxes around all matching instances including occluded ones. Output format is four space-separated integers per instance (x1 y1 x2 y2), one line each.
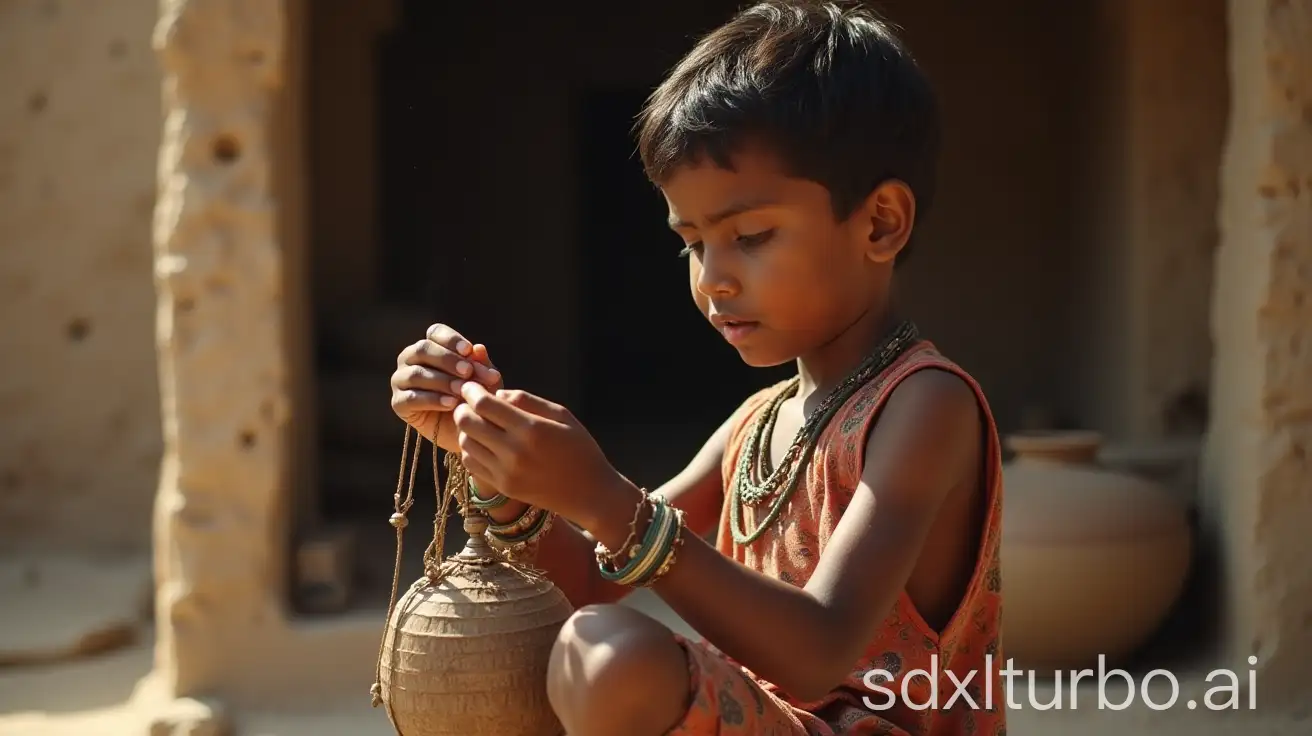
300 2 459 617
376 7 443 311
574 87 791 486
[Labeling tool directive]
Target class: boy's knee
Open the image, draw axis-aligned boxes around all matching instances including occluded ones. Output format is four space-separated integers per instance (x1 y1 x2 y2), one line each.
547 604 690 734
549 604 676 694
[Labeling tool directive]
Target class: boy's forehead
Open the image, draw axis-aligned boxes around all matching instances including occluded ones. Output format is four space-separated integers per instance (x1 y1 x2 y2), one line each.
660 148 805 226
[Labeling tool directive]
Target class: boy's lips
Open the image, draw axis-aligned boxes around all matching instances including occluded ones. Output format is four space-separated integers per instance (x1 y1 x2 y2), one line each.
710 314 761 344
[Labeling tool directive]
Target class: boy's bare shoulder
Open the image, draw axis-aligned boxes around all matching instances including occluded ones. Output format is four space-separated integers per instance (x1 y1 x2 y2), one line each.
889 365 979 419
861 366 981 490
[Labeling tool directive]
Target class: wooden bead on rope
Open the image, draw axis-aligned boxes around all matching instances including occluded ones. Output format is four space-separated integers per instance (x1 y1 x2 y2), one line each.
371 428 573 736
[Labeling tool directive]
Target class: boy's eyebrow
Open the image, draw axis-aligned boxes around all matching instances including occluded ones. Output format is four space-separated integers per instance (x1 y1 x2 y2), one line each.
667 199 779 230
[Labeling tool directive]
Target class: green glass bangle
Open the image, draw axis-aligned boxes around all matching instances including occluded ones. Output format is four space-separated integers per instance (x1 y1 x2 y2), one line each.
596 496 663 581
467 476 508 509
598 496 675 585
619 501 680 586
635 508 685 588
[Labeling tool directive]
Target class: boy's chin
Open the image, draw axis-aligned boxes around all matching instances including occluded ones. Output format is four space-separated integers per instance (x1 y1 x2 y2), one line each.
734 346 796 369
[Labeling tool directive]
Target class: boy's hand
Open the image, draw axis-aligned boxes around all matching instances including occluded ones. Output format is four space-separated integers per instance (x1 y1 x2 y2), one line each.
390 323 503 454
452 382 636 537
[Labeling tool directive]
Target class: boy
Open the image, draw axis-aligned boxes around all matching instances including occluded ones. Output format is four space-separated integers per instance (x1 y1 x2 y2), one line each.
388 1 1004 734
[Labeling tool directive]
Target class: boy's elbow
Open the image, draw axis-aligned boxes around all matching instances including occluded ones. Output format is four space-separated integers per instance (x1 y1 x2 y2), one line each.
783 638 863 703
786 680 836 705
768 601 871 703
784 665 849 704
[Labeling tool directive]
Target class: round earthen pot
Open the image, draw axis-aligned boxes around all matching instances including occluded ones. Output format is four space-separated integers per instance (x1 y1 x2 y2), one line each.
1000 431 1193 671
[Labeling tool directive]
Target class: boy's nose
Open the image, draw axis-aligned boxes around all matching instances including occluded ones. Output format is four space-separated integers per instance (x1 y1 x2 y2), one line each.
694 252 740 298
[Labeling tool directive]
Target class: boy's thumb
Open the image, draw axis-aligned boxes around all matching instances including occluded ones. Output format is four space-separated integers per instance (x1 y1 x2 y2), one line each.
471 343 491 364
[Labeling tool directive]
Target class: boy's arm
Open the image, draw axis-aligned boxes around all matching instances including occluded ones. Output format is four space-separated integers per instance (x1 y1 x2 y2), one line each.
588 369 982 702
482 414 733 608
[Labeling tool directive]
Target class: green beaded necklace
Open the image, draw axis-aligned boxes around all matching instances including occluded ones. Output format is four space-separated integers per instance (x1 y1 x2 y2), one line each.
729 319 921 544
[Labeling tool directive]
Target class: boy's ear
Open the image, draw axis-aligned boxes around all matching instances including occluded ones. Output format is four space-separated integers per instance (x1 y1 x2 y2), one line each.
860 179 915 264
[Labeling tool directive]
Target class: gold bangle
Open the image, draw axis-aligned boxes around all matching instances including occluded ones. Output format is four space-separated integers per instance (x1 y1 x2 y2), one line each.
488 504 540 536
596 489 649 567
489 510 555 558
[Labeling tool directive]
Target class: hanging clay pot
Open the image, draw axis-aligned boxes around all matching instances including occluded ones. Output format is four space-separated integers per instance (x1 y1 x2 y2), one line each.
1000 431 1193 671
371 441 574 736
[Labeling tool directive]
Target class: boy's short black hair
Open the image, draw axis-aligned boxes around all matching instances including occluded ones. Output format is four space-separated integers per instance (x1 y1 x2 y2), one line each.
636 0 940 260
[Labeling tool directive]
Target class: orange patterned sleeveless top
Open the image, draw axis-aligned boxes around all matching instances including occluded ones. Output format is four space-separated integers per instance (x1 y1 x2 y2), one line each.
714 340 1006 735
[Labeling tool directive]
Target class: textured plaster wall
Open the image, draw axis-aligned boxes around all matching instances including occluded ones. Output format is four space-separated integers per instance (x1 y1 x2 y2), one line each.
148 0 318 701
0 0 163 554
1203 0 1312 706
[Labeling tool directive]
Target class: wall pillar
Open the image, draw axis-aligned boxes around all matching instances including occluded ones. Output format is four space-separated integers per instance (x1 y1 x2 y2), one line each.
149 0 293 699
1203 0 1312 707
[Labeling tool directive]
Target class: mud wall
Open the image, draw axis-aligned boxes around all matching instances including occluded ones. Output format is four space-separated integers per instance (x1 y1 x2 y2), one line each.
0 0 163 554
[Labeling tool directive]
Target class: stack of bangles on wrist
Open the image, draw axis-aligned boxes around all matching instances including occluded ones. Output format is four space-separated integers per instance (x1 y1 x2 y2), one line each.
594 490 686 588
467 478 554 550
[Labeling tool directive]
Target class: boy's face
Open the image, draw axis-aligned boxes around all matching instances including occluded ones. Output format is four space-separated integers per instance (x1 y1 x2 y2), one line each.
661 142 904 367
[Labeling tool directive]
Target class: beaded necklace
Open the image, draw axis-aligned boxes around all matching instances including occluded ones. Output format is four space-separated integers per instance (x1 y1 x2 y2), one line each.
729 319 920 544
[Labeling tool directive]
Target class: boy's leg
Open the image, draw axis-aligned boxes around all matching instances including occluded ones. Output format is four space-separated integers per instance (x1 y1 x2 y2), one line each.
547 603 689 736
547 603 825 736
667 633 832 736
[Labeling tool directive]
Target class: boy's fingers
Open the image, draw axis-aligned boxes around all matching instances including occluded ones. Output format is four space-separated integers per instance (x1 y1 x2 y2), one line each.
453 403 514 454
394 365 464 395
425 324 473 357
404 341 479 380
459 382 534 431
393 388 458 413
473 362 502 386
455 437 497 485
496 389 570 423
455 423 503 474
403 334 497 385
470 344 503 387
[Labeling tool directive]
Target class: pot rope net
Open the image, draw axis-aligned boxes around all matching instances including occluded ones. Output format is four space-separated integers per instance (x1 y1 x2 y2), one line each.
369 425 573 735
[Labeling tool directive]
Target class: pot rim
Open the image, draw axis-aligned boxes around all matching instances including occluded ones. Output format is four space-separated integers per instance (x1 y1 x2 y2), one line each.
1005 430 1104 463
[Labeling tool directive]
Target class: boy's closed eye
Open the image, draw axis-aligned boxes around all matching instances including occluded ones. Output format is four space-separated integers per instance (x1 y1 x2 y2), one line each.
678 229 776 258
736 228 775 247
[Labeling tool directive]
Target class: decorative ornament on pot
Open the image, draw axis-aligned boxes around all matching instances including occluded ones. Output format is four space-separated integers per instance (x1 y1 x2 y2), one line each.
370 429 574 736
1000 431 1193 671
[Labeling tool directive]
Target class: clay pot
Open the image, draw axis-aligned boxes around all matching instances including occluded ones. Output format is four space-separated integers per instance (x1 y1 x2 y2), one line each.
1000 431 1193 671
373 452 574 736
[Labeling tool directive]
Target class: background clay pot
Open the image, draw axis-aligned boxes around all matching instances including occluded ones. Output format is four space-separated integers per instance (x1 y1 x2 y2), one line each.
1000 431 1193 671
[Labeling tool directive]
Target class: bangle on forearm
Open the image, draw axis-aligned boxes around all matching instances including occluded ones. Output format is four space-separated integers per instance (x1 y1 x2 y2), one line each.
487 505 554 552
637 509 686 588
490 505 550 544
611 498 680 586
595 488 649 568
487 506 555 556
466 476 509 510
487 503 539 536
594 494 659 578
596 494 685 587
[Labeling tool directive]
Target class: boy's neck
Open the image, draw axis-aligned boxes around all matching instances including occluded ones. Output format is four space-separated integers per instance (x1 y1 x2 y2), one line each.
795 300 901 402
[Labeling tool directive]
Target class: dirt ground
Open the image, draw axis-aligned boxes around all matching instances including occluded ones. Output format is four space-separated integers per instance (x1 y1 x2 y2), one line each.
3 589 1310 736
